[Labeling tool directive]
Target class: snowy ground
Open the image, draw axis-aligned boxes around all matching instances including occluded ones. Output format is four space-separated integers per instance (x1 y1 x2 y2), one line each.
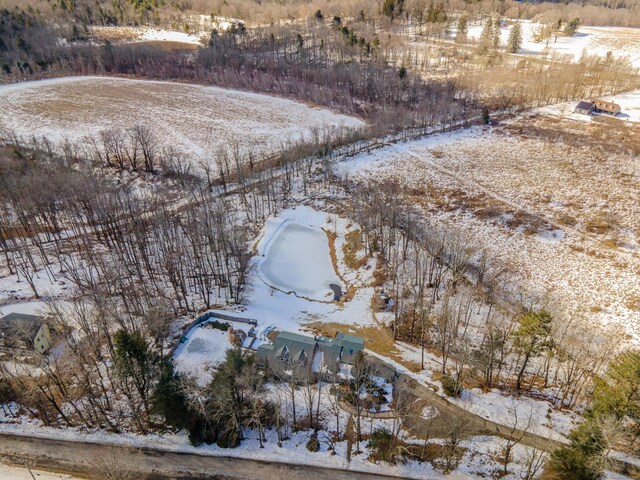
206 206 376 336
462 20 640 68
451 388 580 441
0 77 364 177
0 300 52 317
335 123 640 346
535 89 640 123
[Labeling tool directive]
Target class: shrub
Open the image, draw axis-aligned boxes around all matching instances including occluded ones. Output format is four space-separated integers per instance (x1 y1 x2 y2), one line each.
206 320 229 331
306 432 320 452
441 374 461 397
369 427 396 462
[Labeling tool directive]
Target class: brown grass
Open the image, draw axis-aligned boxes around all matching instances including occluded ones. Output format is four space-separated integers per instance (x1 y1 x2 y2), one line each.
323 229 349 288
342 230 368 270
305 321 422 372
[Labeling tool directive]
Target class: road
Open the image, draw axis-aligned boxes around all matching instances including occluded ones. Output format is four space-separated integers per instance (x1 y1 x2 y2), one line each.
0 432 412 480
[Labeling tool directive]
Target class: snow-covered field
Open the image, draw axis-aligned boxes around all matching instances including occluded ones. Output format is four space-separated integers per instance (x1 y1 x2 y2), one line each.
0 77 364 176
336 122 640 346
463 20 640 68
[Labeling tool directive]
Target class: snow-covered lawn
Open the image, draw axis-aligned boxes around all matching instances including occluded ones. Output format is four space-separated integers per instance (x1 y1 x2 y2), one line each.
451 388 580 441
0 77 365 178
172 321 236 385
536 89 640 123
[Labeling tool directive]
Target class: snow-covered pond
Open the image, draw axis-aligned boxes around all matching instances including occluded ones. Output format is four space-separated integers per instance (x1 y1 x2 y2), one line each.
260 222 341 302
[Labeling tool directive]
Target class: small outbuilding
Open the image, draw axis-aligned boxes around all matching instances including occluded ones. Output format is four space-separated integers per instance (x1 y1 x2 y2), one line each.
574 100 595 115
0 313 52 354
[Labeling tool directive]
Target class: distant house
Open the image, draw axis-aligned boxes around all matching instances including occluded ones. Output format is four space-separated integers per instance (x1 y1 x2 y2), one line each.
574 100 595 115
257 330 365 374
0 313 52 354
593 99 621 116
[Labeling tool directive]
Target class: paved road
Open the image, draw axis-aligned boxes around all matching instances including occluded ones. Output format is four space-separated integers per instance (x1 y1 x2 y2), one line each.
0 432 410 480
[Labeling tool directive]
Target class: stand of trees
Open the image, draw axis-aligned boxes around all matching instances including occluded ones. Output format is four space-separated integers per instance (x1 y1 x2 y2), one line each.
336 176 621 410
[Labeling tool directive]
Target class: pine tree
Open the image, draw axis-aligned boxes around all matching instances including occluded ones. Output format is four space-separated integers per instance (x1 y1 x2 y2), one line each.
564 18 580 35
512 310 553 391
455 15 468 43
492 17 502 49
478 17 494 54
507 22 523 53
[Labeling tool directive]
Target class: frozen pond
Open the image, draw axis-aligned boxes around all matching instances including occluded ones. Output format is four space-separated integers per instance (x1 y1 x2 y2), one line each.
260 223 341 301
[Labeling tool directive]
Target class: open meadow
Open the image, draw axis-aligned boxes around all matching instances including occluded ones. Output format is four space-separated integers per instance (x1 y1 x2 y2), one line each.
337 104 640 345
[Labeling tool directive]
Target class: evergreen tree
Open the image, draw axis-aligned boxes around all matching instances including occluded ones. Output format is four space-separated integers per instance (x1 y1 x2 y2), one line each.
565 17 581 35
455 15 468 43
478 17 494 53
113 329 160 428
152 363 191 430
591 350 640 423
507 22 523 53
481 106 490 124
511 310 553 391
548 420 605 480
492 17 502 49
382 0 405 20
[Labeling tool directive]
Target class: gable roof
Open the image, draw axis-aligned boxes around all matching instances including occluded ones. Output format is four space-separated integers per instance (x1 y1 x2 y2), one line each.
335 332 365 347
0 313 45 340
277 331 317 346
575 100 594 110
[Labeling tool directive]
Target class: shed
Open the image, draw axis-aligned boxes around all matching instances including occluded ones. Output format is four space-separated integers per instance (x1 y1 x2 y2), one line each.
0 313 52 354
574 100 594 115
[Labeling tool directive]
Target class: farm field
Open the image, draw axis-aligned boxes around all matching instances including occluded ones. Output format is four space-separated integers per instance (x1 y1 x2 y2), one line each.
0 76 364 176
336 114 640 346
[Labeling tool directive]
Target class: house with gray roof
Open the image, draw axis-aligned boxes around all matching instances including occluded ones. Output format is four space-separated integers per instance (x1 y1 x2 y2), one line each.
0 313 52 354
257 330 365 374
